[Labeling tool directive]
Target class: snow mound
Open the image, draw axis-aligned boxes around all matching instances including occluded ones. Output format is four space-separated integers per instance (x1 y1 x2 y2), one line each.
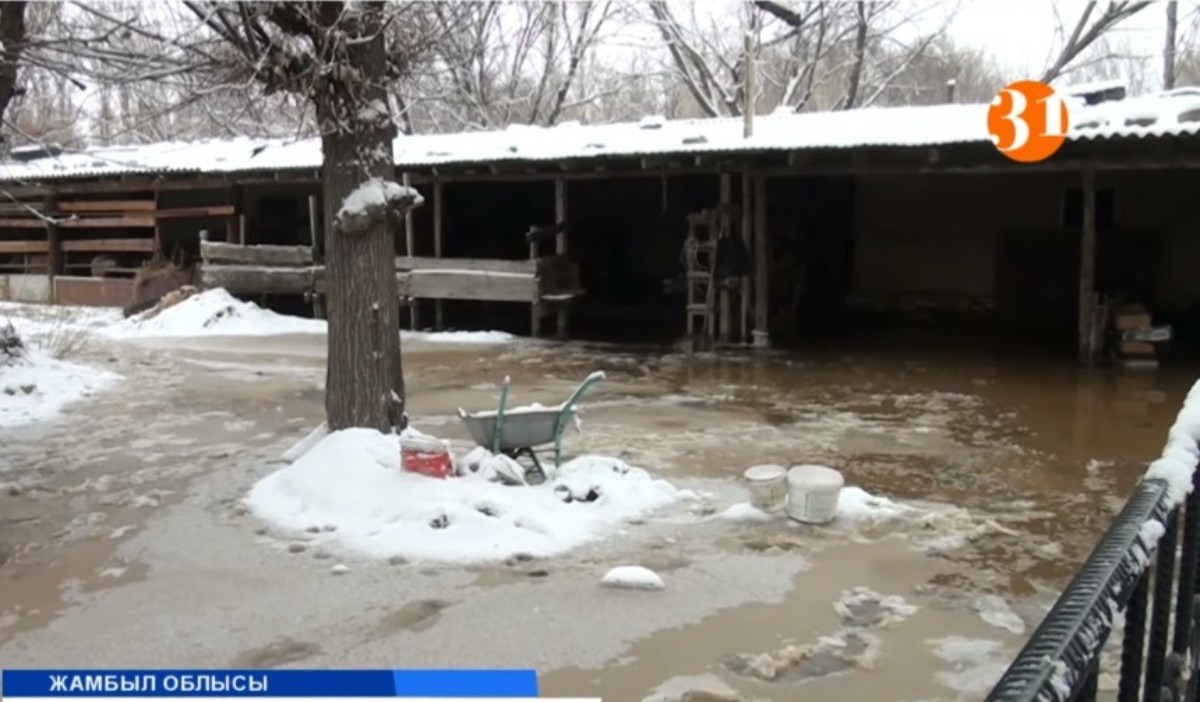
717 502 773 522
99 287 514 344
601 565 665 590
837 486 911 521
105 288 324 338
337 178 423 220
0 349 120 428
247 428 686 563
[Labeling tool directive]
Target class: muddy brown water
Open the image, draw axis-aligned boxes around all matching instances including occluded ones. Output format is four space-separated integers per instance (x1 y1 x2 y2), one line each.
1 320 1194 701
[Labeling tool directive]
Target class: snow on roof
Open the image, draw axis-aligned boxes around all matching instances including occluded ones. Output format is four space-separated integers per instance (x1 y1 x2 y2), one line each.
2 91 1199 182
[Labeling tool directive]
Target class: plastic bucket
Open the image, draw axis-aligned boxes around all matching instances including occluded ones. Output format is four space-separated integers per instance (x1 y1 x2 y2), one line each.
400 436 453 479
743 464 787 512
786 465 844 524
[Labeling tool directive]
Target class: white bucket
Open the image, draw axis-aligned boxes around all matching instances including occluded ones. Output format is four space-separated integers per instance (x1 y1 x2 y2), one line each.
743 464 788 512
786 465 844 524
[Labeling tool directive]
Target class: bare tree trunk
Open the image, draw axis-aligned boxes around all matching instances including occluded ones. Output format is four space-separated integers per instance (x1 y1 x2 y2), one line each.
0 2 27 138
318 6 406 433
842 2 868 111
1165 0 1178 90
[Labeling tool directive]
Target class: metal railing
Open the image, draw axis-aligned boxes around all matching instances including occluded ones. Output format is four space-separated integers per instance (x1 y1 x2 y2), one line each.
986 421 1200 701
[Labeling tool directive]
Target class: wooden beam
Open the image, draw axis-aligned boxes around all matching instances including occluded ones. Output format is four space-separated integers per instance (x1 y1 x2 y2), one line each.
201 264 322 295
401 172 417 331
0 240 49 253
395 256 536 274
1079 169 1099 366
153 189 162 261
719 173 732 344
59 216 155 228
60 238 156 253
554 177 569 339
0 218 52 228
740 171 752 342
753 174 769 348
152 205 236 219
307 193 324 320
407 270 537 302
44 194 60 276
433 179 444 330
59 199 155 213
201 240 313 266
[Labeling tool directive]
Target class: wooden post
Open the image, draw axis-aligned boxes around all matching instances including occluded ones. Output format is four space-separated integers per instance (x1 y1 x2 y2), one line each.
740 171 753 343
1079 169 1099 366
307 194 325 320
753 174 769 348
529 231 541 338
402 172 418 330
554 177 568 339
153 188 163 262
44 195 60 278
719 173 732 344
238 212 247 246
224 186 237 243
433 179 444 330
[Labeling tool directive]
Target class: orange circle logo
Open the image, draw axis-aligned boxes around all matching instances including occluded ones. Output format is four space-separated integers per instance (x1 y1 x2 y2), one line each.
986 80 1070 163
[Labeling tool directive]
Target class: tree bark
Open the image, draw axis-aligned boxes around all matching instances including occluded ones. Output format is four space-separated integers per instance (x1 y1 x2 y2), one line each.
0 2 27 136
317 4 407 433
1165 1 1178 91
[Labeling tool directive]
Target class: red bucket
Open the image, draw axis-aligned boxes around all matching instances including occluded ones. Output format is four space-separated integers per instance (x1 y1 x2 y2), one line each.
400 437 453 479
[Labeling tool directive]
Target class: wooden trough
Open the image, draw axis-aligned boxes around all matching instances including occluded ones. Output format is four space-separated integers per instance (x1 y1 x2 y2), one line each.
197 240 583 337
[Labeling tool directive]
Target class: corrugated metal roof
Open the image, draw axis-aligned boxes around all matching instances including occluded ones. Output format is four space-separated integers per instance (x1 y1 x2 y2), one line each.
2 91 1198 182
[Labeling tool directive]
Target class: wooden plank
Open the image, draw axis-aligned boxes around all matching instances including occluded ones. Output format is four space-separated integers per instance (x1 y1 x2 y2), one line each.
0 240 49 253
59 216 155 228
53 276 134 307
201 240 314 266
753 174 769 347
59 199 156 213
201 264 322 295
407 269 538 302
554 177 568 339
719 173 731 344
740 171 752 342
0 218 50 228
1079 169 1098 366
433 179 444 330
61 238 155 253
152 205 237 219
395 256 536 274
45 194 61 276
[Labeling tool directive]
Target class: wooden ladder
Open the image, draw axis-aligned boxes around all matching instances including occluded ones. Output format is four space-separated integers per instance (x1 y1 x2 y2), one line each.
684 210 720 347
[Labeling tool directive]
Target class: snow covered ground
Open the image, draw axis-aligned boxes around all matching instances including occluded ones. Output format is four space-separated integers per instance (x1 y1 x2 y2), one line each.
247 428 691 562
0 348 120 430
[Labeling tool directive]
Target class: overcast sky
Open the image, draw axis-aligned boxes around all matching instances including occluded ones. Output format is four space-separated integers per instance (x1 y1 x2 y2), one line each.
949 0 1189 81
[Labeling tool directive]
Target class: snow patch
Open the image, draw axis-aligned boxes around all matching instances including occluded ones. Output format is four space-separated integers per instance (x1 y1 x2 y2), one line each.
337 177 423 219
927 636 1004 664
601 565 665 590
717 502 773 522
99 288 514 343
0 348 120 428
837 486 911 521
105 288 324 338
974 594 1026 635
246 428 686 563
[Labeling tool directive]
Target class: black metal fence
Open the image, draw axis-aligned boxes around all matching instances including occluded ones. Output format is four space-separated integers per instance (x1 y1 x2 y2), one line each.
986 435 1200 701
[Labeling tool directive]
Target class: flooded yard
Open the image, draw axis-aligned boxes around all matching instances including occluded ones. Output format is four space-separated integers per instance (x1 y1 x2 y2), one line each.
0 299 1192 701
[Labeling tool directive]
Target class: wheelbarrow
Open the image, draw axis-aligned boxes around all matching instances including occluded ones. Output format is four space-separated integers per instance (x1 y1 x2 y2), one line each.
457 371 605 484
